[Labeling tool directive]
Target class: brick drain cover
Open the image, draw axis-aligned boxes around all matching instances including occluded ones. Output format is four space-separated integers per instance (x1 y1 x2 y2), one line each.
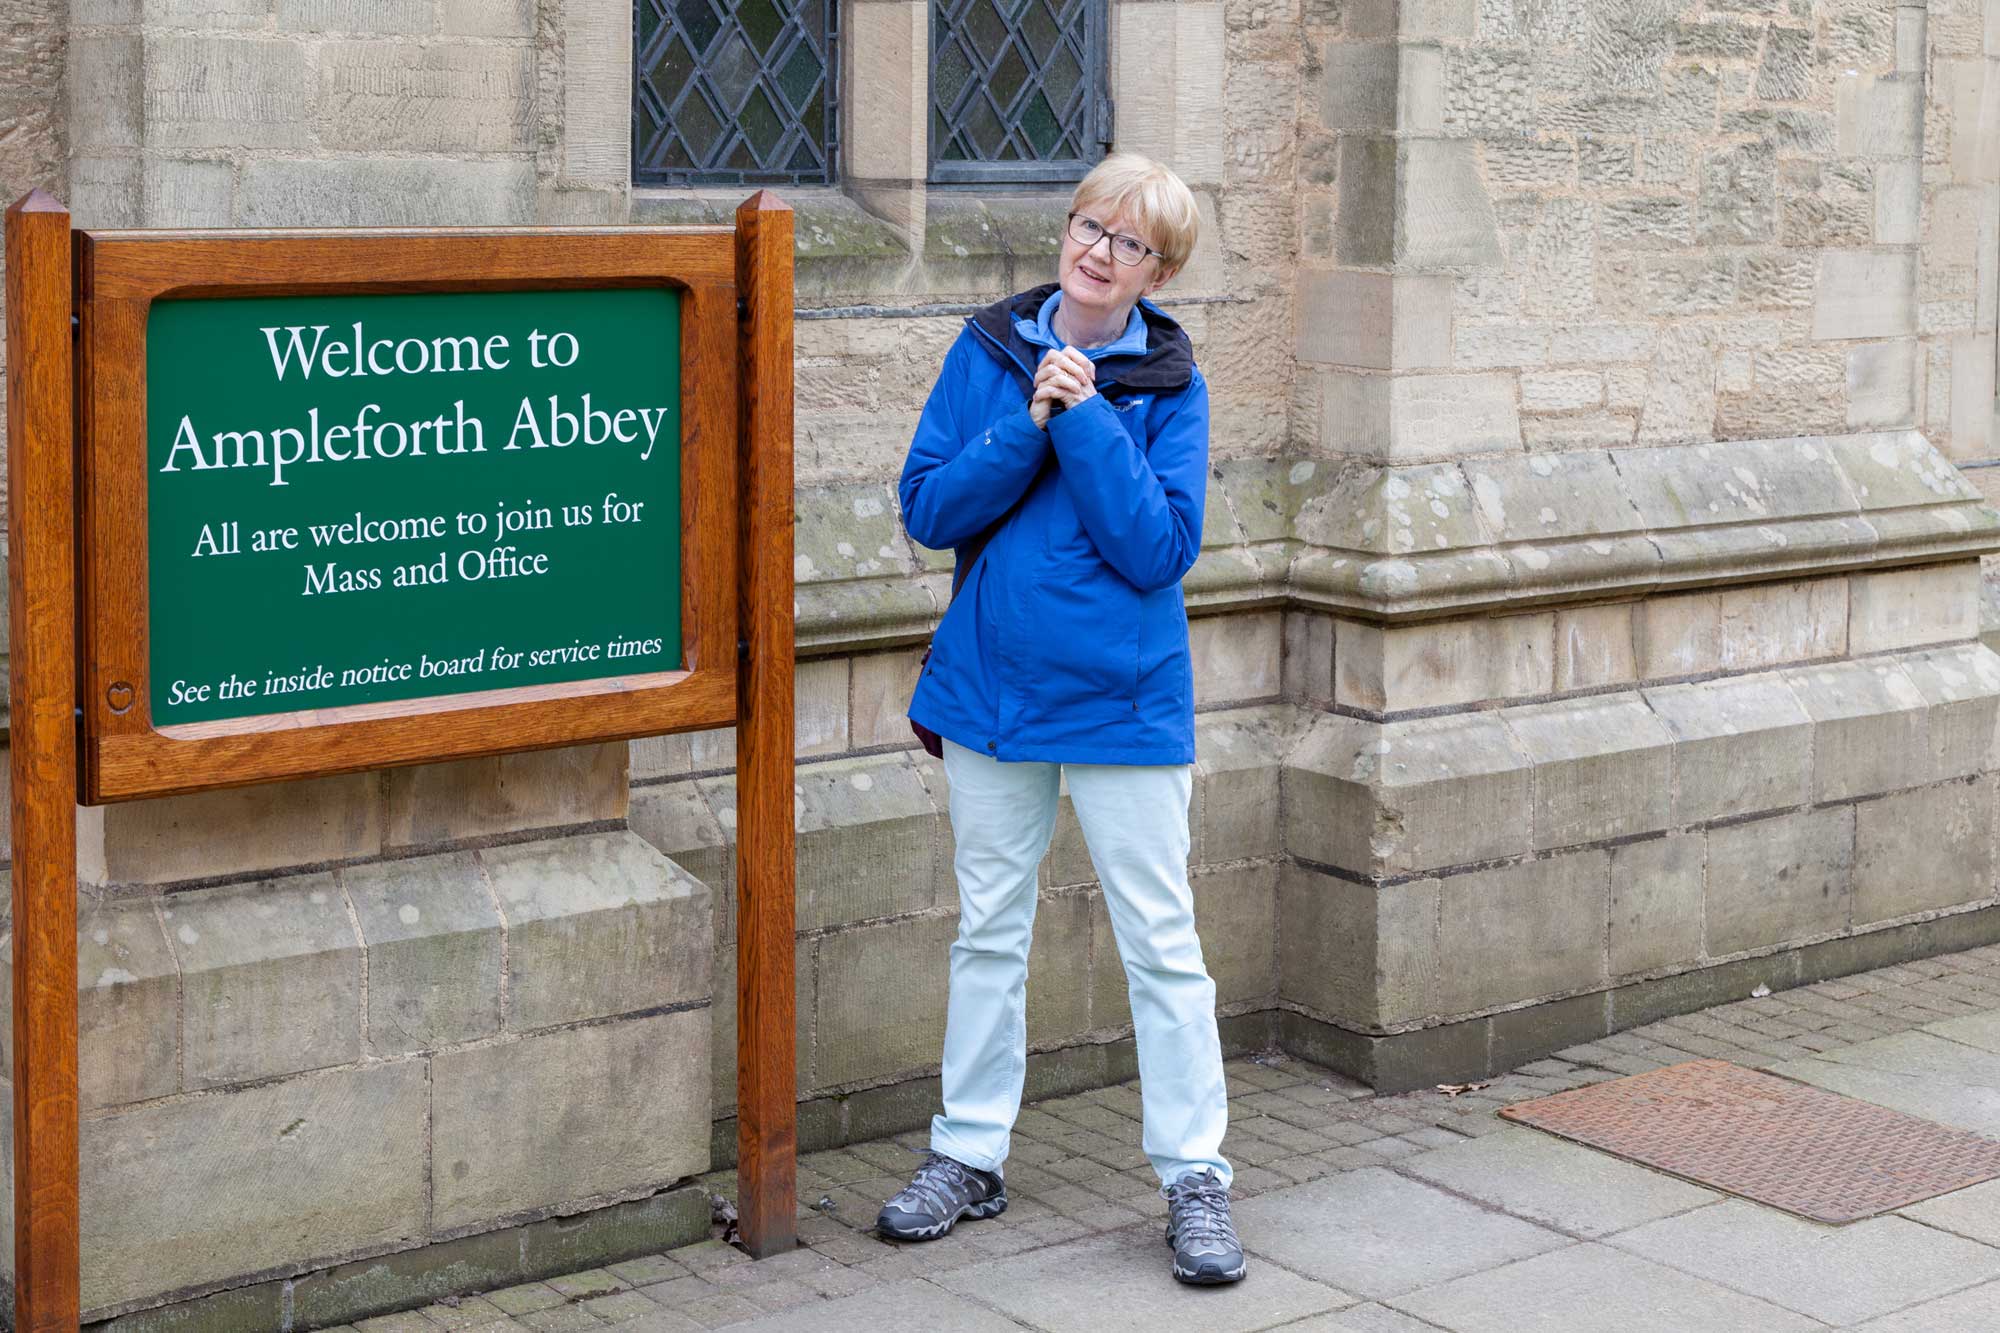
1499 1059 2000 1223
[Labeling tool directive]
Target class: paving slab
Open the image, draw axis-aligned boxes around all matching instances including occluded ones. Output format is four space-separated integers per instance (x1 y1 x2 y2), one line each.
1273 1305 1445 1332
1853 1280 2000 1331
1768 1032 2000 1137
931 1225 1349 1332
1396 1124 1719 1237
657 1278 1019 1332
1926 1009 2000 1054
1230 1167 1568 1299
1608 1198 2000 1325
1389 1241 1821 1333
1900 1175 2000 1246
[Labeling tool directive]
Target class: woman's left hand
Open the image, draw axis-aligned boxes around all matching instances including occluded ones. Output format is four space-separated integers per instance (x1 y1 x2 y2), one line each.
1048 346 1097 408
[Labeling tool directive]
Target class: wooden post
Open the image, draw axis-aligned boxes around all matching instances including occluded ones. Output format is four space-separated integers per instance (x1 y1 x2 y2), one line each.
6 192 80 1330
732 191 797 1257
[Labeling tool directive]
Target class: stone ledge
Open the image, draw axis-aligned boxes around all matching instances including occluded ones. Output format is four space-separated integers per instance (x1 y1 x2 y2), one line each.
787 431 2000 659
1284 643 2000 881
80 1185 710 1333
1278 899 2000 1093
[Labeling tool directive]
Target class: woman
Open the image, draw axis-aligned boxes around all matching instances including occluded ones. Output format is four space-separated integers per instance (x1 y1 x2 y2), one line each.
877 153 1243 1286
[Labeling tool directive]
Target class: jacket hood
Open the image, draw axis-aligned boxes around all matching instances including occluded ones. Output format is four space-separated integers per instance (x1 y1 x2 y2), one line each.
967 282 1195 391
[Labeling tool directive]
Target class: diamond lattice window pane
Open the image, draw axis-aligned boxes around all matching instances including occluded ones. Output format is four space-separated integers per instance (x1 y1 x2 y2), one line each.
635 0 836 185
931 0 1104 181
676 0 722 52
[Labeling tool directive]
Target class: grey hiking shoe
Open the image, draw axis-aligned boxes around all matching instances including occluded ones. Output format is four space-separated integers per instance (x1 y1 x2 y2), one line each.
876 1151 1007 1241
1164 1168 1246 1284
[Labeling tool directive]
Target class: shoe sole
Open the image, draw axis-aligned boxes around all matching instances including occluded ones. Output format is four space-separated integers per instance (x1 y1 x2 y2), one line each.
1173 1260 1248 1285
876 1194 1007 1242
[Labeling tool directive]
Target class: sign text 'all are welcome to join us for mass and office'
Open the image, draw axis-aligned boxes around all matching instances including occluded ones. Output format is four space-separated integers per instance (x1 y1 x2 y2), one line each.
148 288 683 726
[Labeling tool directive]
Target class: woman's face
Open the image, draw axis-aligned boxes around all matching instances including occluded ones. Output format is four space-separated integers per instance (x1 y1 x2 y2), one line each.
1057 203 1171 327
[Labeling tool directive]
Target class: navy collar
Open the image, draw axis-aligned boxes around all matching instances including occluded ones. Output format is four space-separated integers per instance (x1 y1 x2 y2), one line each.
967 282 1195 392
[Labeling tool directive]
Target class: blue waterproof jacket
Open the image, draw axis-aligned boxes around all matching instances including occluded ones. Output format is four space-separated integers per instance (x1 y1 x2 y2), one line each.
899 283 1210 765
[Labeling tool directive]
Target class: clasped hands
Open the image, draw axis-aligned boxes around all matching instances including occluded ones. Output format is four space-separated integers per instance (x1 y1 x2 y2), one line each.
1029 346 1097 428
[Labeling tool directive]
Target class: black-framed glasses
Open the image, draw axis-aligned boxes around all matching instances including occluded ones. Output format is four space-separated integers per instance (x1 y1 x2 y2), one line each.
1066 212 1163 267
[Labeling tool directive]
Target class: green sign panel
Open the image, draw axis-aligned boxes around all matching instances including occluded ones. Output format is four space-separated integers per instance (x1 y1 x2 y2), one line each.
146 287 683 727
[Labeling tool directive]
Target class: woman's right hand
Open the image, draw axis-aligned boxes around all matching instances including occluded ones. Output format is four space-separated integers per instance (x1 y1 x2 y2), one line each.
1030 349 1090 429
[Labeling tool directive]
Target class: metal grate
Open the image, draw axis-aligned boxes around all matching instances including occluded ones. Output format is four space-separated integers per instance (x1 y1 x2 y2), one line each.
1500 1059 2000 1224
634 0 838 186
930 0 1109 184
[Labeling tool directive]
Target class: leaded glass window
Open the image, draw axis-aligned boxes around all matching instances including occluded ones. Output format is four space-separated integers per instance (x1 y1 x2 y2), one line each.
634 0 837 186
931 0 1110 184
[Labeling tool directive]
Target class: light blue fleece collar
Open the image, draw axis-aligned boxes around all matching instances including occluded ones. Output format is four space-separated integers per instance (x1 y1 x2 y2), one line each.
1014 290 1149 361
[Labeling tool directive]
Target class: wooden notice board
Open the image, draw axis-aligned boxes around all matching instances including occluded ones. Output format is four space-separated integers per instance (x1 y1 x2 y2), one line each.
4 191 799 1330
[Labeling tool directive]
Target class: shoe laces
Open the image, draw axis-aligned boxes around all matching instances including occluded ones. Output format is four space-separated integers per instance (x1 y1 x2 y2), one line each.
896 1150 981 1218
1164 1170 1238 1249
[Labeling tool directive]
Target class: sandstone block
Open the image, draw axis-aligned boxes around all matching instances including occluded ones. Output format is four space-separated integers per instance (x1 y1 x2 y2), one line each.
629 779 734 940
1504 694 1672 851
1399 139 1504 268
1377 372 1521 458
431 1008 709 1232
794 656 851 756
1286 711 1533 876
708 938 813 1114
1192 862 1278 1011
66 156 141 230
1554 603 1638 692
1901 646 2000 779
344 852 502 1056
484 832 711 1030
1836 74 1924 159
1609 834 1704 978
145 0 268 26
1278 863 1439 1028
1435 851 1609 1015
845 1 925 181
167 872 361 1089
1814 250 1918 340
277 0 432 31
69 33 141 150
83 1062 427 1313
1334 613 1554 713
1194 708 1294 863
1633 579 1847 680
850 647 926 749
1191 610 1282 705
238 159 537 226
814 912 956 1086
73 898 177 1109
1319 42 1396 131
1875 161 1923 245
148 37 309 149
1847 341 1918 428
1848 564 1979 654
1786 659 1933 801
1027 889 1093 1044
317 41 533 152
1853 778 1997 926
142 157 233 227
1282 610 1336 706
1705 808 1854 955
441 0 535 35
794 753 942 929
1295 270 1453 371
99 772 382 886
386 743 626 849
1643 673 1812 825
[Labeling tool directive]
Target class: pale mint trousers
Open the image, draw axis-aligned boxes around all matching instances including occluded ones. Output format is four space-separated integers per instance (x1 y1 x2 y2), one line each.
930 737 1233 1188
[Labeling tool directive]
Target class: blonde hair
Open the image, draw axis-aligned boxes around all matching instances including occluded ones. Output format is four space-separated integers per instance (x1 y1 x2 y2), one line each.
1069 152 1201 275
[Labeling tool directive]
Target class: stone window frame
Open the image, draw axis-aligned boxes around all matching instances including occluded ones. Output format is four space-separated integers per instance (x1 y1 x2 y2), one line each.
588 0 1228 304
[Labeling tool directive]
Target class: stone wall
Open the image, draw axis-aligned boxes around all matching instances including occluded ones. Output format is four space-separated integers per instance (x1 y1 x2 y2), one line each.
0 0 1995 1325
